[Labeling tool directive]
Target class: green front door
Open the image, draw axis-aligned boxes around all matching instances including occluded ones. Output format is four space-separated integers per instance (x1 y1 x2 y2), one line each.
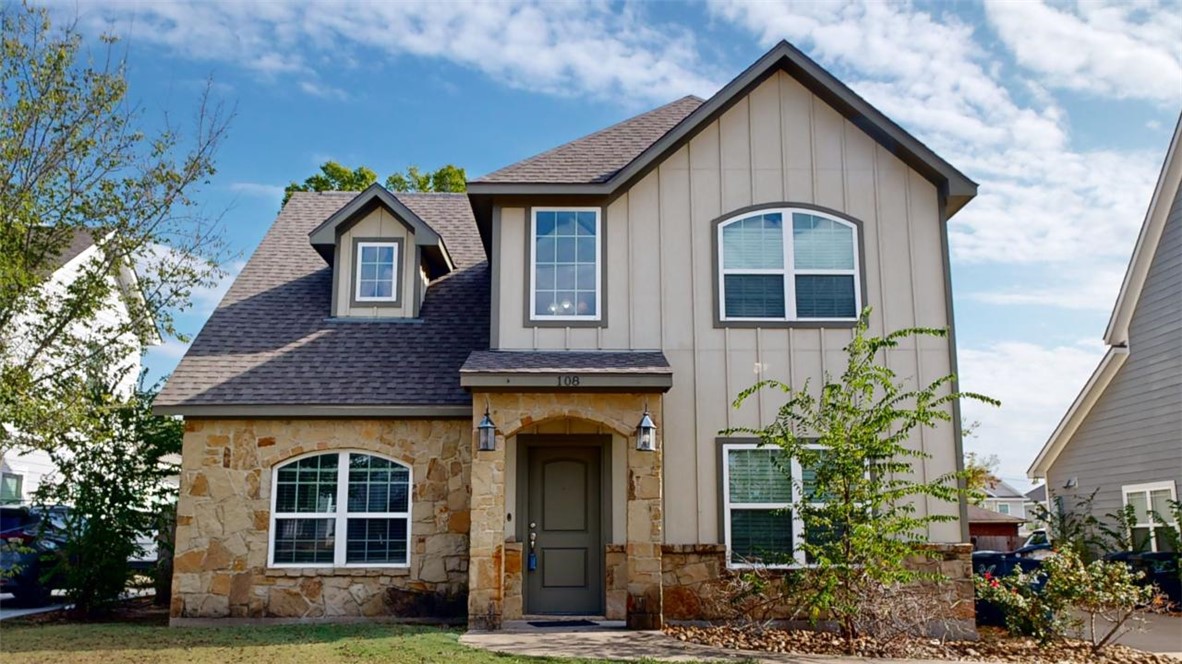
525 445 603 615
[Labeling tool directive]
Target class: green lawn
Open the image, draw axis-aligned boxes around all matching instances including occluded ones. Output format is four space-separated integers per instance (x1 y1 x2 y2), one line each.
0 623 648 664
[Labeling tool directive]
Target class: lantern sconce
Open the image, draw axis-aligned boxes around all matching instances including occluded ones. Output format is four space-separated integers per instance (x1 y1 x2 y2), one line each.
635 402 657 452
478 400 497 452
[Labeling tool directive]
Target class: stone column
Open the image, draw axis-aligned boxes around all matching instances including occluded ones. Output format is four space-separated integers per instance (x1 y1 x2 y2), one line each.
467 394 506 630
625 398 663 630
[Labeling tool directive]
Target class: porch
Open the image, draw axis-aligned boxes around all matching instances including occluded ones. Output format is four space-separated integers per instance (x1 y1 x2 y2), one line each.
459 351 673 630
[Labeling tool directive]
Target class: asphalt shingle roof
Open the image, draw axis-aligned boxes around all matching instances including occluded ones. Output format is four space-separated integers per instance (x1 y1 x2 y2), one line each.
156 191 489 408
461 351 671 374
968 504 1026 524
473 96 703 184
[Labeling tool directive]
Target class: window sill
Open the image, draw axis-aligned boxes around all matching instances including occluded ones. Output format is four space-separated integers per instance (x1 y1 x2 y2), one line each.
714 319 858 329
264 566 411 578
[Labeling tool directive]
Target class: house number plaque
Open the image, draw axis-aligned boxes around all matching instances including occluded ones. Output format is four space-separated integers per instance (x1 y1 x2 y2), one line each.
556 375 581 387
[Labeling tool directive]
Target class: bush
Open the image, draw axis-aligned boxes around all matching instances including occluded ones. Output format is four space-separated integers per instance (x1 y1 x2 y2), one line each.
975 549 1158 652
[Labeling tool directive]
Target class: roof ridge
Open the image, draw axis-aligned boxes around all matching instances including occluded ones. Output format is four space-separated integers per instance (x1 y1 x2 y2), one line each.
473 95 703 183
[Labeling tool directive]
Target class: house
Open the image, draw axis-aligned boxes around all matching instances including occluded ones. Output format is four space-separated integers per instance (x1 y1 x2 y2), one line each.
981 479 1026 520
0 229 148 505
967 504 1025 552
1022 484 1048 535
155 41 979 629
1028 117 1182 553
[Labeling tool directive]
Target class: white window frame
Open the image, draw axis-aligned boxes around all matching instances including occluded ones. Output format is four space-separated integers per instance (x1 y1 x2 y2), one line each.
1121 480 1178 553
717 207 860 323
722 441 826 569
268 450 411 569
997 502 1010 515
0 472 22 504
354 241 400 303
529 207 602 322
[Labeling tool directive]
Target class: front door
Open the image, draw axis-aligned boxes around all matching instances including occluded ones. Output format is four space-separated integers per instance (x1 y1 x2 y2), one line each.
525 445 603 615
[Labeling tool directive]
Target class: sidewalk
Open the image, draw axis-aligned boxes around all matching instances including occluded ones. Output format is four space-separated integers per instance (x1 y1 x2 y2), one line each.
460 623 990 663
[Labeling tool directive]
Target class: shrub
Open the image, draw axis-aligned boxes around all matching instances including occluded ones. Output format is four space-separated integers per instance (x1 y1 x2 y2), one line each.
975 548 1159 652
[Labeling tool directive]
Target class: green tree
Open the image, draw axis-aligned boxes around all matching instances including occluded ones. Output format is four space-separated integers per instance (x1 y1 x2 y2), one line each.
34 381 183 616
283 162 466 206
963 447 999 503
0 3 230 456
725 310 998 652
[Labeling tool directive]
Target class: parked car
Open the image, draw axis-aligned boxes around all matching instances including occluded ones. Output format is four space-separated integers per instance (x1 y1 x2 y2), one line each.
1011 529 1054 560
1105 550 1181 609
0 505 69 606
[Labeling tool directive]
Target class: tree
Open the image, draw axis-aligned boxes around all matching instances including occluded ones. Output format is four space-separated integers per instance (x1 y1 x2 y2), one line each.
283 161 466 206
0 3 230 455
724 310 998 653
34 381 183 616
963 448 1000 501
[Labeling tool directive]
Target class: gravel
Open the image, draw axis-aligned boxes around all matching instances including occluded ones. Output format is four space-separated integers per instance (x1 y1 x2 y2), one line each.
665 624 1180 663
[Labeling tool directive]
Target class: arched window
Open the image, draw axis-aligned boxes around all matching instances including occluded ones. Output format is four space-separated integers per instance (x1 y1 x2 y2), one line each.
717 208 860 322
269 451 411 567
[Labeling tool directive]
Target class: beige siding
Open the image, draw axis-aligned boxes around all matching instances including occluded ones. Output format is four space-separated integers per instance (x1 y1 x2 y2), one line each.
493 71 960 544
334 207 418 318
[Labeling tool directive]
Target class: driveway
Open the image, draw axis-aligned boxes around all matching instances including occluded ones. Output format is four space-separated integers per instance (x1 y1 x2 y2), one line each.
1088 611 1182 658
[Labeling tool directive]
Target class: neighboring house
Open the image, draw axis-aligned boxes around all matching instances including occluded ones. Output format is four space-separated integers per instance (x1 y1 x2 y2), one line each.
156 42 979 628
967 504 1025 552
982 479 1026 520
1022 484 1048 535
0 229 149 505
1029 117 1182 553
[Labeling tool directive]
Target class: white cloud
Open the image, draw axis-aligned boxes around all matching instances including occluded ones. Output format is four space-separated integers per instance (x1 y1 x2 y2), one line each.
984 0 1182 105
969 262 1127 312
64 0 721 105
149 337 191 360
298 80 349 101
228 182 285 200
959 340 1105 489
190 259 245 314
706 0 1164 265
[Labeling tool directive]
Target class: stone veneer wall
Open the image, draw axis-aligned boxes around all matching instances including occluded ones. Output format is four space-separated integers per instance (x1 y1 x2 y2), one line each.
171 418 471 620
650 542 975 632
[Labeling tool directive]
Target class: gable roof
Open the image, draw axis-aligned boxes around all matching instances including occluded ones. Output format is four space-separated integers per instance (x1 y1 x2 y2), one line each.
155 191 488 415
1025 484 1047 503
984 479 1024 499
1105 114 1182 345
474 96 704 185
468 40 977 218
307 183 455 277
1029 115 1182 479
49 227 97 271
967 504 1025 525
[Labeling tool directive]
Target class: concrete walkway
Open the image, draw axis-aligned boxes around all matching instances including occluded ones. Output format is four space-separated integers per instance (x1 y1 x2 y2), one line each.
1082 611 1182 659
460 623 987 663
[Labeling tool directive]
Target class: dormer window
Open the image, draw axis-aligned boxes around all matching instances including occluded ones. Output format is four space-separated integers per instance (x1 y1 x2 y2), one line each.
353 239 402 305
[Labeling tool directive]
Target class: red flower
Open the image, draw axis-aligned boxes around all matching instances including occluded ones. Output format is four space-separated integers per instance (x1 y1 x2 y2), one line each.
990 578 1000 588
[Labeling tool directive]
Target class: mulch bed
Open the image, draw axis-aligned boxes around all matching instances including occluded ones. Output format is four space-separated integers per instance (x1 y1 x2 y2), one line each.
5 596 168 626
665 624 1180 663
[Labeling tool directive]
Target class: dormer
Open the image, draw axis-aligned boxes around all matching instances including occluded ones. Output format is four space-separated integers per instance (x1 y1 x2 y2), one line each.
309 184 455 318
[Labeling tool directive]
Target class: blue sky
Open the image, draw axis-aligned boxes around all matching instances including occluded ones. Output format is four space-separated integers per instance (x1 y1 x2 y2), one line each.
55 1 1181 490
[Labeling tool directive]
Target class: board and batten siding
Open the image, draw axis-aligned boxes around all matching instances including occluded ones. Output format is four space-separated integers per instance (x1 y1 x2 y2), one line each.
494 71 961 544
333 207 424 318
1047 183 1182 519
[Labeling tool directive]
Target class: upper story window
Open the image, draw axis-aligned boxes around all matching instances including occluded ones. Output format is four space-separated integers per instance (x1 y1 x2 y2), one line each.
354 241 400 302
269 451 411 568
530 208 601 321
718 208 860 323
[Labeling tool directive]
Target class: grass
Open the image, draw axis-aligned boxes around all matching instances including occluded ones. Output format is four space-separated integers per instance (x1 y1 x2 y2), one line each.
0 622 654 664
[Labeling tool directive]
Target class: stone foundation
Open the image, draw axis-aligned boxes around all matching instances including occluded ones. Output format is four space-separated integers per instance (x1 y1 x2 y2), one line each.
171 418 472 620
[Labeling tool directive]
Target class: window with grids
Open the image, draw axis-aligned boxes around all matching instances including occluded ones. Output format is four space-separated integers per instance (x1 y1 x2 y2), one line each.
1122 482 1178 552
722 442 827 567
269 451 411 567
355 242 399 301
718 209 859 322
530 208 601 320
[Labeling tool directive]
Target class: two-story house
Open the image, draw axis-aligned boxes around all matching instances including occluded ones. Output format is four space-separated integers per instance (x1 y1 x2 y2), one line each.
1 228 148 505
1028 117 1181 552
156 42 978 629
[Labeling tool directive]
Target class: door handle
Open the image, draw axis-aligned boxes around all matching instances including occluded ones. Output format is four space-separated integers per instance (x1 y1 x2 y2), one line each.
528 524 538 571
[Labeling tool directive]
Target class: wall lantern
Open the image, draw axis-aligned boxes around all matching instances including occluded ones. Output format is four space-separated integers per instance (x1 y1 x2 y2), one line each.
478 402 497 452
635 404 657 452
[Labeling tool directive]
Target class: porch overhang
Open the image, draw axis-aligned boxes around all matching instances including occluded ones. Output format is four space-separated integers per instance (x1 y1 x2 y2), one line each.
459 351 673 392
